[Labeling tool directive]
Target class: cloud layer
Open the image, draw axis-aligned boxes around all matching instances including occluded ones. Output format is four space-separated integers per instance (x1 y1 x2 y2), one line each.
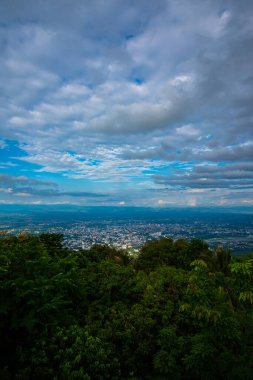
0 0 253 206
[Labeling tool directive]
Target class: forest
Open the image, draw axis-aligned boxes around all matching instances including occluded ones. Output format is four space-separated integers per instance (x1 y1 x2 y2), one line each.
0 233 253 379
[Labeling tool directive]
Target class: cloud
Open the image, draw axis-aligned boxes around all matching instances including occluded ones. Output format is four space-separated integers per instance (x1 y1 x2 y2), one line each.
15 145 167 184
176 124 200 137
157 199 175 206
122 140 253 163
0 174 57 188
0 0 253 206
154 162 253 189
0 173 57 199
0 173 106 201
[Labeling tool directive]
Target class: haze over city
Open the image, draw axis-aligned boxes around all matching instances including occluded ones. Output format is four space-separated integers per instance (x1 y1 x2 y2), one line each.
0 0 253 208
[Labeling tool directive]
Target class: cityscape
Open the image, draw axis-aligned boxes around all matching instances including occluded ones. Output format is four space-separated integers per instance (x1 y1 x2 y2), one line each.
1 206 253 255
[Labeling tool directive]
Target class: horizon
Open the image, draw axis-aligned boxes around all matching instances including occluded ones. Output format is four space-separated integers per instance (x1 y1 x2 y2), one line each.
1 1 253 208
1 203 253 214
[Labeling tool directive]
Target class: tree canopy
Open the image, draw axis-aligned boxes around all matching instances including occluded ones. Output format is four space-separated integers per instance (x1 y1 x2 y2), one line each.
0 234 252 379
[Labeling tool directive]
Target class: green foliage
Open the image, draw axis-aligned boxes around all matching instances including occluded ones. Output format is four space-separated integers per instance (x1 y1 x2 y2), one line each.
0 234 252 379
135 237 211 271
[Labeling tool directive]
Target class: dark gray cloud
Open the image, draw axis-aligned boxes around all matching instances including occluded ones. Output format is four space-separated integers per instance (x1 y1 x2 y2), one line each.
122 140 253 163
154 162 253 189
0 173 57 188
15 188 107 198
0 173 107 200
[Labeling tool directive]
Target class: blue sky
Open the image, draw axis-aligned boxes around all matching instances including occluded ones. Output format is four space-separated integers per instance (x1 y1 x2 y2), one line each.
0 0 253 207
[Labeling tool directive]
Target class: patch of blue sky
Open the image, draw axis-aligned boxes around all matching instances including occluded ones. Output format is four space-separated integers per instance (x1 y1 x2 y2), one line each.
58 176 99 191
125 34 135 40
0 140 35 175
0 140 63 184
145 162 194 174
0 139 25 158
133 78 144 85
169 162 195 170
66 153 101 166
87 159 102 166
142 167 166 175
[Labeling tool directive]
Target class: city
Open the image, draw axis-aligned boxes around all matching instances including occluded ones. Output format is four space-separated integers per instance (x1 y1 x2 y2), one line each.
1 206 253 255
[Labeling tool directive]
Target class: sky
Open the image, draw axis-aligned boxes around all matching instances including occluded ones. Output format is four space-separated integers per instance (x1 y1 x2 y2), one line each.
0 0 253 208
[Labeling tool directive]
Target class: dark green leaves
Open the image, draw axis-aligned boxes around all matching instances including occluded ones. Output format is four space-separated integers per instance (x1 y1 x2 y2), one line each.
0 234 252 379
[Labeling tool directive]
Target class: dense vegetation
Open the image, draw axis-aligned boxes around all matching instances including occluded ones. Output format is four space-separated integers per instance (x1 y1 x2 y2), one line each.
0 233 253 379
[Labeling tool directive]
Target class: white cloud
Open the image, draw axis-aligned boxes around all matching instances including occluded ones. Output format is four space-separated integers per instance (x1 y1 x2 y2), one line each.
176 124 200 137
14 192 31 197
0 187 13 193
187 189 206 193
157 199 175 205
16 145 165 185
187 198 197 207
170 75 193 86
